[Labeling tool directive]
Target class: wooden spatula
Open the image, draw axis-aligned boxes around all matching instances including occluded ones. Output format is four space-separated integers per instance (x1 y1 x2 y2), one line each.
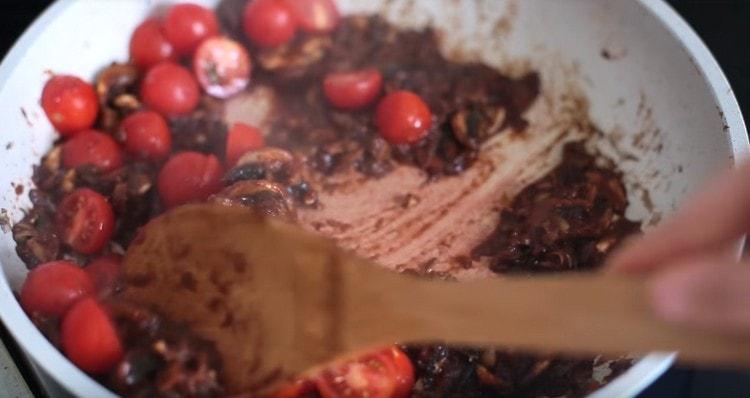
122 204 750 395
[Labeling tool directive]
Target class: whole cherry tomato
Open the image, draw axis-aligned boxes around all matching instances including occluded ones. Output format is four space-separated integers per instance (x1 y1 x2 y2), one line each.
283 0 340 33
61 298 123 374
121 110 172 161
62 129 123 172
129 18 177 69
163 3 219 56
56 188 115 255
85 255 122 298
158 151 223 208
20 261 94 317
323 69 383 110
193 36 251 98
141 62 200 116
375 90 432 145
41 75 99 136
243 0 298 48
225 123 265 166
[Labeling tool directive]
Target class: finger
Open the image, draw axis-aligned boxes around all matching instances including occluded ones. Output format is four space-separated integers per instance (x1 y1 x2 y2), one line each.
607 160 750 274
649 259 750 334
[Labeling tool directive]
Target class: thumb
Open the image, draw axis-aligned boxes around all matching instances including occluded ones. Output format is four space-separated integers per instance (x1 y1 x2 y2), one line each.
649 259 750 334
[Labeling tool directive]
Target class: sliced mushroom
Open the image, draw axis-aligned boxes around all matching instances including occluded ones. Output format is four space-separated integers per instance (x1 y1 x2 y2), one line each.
96 63 141 132
257 36 331 78
224 147 296 185
210 180 296 220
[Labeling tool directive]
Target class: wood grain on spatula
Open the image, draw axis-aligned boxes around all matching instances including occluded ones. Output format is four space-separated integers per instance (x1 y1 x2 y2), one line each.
123 204 750 396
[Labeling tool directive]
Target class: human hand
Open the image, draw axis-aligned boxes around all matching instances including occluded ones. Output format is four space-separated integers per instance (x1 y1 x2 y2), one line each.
607 161 750 334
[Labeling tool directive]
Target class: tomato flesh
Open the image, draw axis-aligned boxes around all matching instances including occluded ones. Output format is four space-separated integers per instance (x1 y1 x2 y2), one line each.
141 61 201 117
243 0 298 48
20 261 94 317
122 110 172 161
41 75 99 136
85 255 122 298
164 3 219 56
56 188 115 255
158 152 223 208
61 298 123 374
62 129 123 172
323 69 383 110
376 90 432 145
283 0 340 33
129 18 177 69
193 36 252 99
225 123 265 166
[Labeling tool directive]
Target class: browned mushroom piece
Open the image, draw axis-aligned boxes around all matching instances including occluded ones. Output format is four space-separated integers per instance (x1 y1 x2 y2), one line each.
257 36 331 79
95 63 141 132
210 180 297 220
223 147 297 185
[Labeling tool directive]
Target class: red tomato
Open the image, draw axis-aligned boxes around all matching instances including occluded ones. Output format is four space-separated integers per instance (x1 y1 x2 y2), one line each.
193 36 252 98
61 298 123 374
85 255 122 298
273 379 318 398
243 0 298 48
314 347 415 398
129 18 177 69
20 261 94 317
323 69 383 110
141 62 200 116
62 130 123 172
158 152 223 208
121 110 172 161
163 3 219 56
283 0 340 33
225 123 265 166
41 75 99 136
375 91 432 145
56 188 115 255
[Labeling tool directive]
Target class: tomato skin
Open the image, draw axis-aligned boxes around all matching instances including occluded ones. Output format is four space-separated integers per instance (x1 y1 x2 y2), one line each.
129 18 177 69
62 130 123 172
243 0 298 48
193 36 252 99
121 110 172 161
375 91 432 145
41 75 99 136
283 0 340 33
163 3 219 56
56 188 115 255
61 298 123 374
141 62 200 117
158 152 223 208
314 347 415 398
20 261 94 318
85 255 122 298
225 123 265 166
323 69 383 110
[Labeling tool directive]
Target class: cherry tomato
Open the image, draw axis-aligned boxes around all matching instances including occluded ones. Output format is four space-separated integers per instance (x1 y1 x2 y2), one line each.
158 152 223 208
225 123 265 166
61 298 123 374
141 62 200 116
62 130 123 172
314 347 415 398
163 3 219 56
375 91 432 145
41 75 99 136
121 110 172 161
20 261 94 317
129 18 177 69
273 379 318 398
283 0 340 33
85 255 122 298
323 69 383 110
193 36 252 98
56 188 115 255
243 0 297 48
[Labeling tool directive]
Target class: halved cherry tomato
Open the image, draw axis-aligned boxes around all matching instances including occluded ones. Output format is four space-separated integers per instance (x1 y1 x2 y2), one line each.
243 0 298 48
375 90 432 145
129 18 177 69
158 151 223 208
323 69 383 110
314 347 415 398
85 255 122 298
283 0 340 33
61 298 123 374
41 75 99 136
225 123 265 166
62 129 123 172
193 36 252 99
121 110 172 161
20 261 94 317
56 188 115 255
163 3 219 56
141 61 200 116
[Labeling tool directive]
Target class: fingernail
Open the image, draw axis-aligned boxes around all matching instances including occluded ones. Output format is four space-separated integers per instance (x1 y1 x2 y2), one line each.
649 270 699 322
